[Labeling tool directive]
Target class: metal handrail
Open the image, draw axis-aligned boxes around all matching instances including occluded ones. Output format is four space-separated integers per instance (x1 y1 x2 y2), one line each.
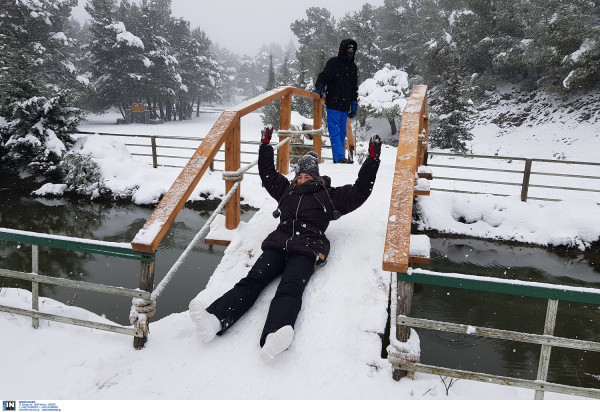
75 130 333 170
391 269 600 399
0 229 153 337
427 152 600 202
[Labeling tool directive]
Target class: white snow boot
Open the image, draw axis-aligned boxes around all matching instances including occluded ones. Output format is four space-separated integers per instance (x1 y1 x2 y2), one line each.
189 300 221 343
261 325 294 360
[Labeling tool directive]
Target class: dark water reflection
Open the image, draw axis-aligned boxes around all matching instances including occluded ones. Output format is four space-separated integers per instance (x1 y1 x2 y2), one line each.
0 191 255 325
410 236 600 390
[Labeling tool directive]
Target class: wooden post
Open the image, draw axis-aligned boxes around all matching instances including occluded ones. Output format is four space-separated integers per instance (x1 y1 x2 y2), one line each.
278 93 292 174
534 299 559 400
31 245 39 329
225 118 241 230
393 279 415 381
313 98 323 162
346 119 355 162
521 159 533 202
151 136 158 168
133 261 155 349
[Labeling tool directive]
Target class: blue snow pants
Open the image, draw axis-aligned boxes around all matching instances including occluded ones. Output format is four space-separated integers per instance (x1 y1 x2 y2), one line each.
326 108 347 162
206 249 315 347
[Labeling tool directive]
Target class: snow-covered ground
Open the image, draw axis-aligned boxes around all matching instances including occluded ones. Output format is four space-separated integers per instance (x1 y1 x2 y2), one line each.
1 91 600 404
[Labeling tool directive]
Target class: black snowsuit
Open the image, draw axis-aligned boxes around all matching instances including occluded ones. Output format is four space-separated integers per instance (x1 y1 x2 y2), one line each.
206 143 380 346
315 39 358 112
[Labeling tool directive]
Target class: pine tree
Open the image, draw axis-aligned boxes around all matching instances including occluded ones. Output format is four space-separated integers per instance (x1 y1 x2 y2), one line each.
430 70 474 153
0 0 84 179
261 54 280 127
84 0 147 115
292 55 313 117
338 4 381 80
291 7 338 80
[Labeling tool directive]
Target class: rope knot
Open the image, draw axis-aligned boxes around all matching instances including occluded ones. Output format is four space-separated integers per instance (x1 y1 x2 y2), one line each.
129 297 156 335
222 171 244 181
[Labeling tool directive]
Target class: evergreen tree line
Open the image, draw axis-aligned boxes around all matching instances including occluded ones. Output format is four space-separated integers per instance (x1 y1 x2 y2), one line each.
2 0 599 183
81 0 222 121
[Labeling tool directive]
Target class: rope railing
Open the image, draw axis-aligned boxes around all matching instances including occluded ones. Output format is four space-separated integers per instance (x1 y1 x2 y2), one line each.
276 127 324 137
129 136 292 336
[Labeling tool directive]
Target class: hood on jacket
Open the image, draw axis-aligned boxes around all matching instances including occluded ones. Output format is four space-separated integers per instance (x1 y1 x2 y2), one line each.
337 39 357 61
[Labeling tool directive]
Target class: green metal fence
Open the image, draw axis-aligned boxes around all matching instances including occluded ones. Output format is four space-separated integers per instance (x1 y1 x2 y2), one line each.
391 268 600 399
0 228 154 337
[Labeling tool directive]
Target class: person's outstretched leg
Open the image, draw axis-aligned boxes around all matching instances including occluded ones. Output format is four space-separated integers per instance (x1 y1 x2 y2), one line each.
190 249 286 338
260 253 315 357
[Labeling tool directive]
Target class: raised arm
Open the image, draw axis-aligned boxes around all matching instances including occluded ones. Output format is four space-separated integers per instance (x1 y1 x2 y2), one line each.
258 127 290 201
330 135 382 215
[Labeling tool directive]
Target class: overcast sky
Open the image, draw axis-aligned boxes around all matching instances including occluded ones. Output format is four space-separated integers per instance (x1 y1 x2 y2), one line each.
73 0 386 55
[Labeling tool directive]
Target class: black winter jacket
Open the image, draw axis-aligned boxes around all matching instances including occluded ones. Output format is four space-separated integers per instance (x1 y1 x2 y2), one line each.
258 143 379 263
315 39 358 112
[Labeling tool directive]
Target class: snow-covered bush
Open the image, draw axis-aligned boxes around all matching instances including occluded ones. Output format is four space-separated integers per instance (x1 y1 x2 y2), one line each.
358 65 410 136
0 93 83 180
59 152 106 197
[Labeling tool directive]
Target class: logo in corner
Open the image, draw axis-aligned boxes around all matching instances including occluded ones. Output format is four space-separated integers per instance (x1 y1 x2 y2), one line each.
2 401 16 411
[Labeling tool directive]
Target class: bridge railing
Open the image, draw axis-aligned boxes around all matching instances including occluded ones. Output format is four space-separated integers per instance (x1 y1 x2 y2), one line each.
0 228 153 337
390 269 600 400
72 131 336 172
382 84 429 274
383 85 600 399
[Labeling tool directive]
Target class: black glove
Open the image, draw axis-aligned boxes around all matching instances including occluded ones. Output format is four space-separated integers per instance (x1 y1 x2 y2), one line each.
313 88 324 98
349 101 358 118
368 134 381 160
261 125 274 144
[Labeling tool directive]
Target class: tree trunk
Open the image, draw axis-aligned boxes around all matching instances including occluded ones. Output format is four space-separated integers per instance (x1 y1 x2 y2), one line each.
388 118 397 135
166 100 171 121
158 100 165 120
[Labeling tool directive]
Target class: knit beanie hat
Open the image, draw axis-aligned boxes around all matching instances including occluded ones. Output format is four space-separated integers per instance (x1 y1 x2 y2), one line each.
297 151 320 179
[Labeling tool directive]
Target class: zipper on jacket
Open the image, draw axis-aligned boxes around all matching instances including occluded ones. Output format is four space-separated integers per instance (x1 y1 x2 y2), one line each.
284 194 303 251
313 193 327 213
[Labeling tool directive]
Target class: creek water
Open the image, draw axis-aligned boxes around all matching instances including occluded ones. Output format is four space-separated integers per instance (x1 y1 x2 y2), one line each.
409 236 600 390
1 191 599 390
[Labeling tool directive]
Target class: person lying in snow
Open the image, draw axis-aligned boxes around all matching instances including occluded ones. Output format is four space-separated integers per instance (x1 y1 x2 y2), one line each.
189 127 382 360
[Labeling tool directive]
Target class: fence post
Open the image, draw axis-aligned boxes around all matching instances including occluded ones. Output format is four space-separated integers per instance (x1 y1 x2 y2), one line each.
151 136 158 168
393 278 415 381
278 93 292 175
134 261 155 349
534 299 559 400
521 158 532 202
313 98 323 162
31 245 39 329
225 118 241 230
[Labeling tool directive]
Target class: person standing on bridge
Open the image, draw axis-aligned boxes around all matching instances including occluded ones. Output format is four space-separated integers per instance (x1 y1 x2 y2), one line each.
313 38 359 164
189 126 382 360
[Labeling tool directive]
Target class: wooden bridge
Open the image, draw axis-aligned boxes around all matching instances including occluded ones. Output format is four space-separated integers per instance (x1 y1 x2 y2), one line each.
2 84 600 399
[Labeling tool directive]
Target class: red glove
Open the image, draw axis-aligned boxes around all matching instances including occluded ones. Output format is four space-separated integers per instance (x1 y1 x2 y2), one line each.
368 134 382 160
261 125 274 144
